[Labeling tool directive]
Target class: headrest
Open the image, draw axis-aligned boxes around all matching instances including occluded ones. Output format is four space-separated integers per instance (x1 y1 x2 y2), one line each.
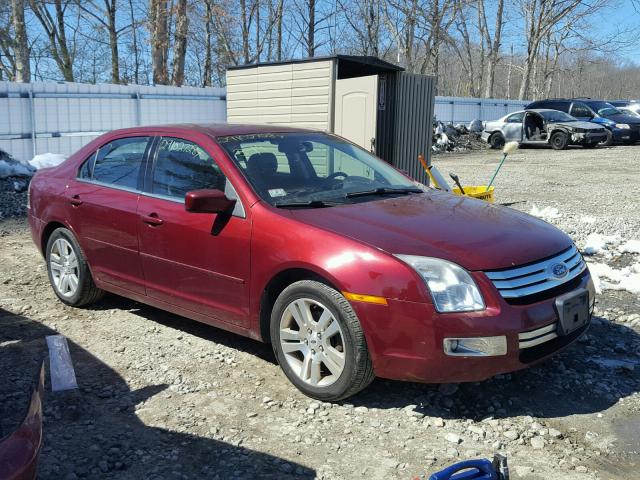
247 152 278 175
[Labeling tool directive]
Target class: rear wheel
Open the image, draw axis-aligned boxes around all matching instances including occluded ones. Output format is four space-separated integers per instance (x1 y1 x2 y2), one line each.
46 228 103 306
270 280 374 401
489 132 505 149
550 131 569 150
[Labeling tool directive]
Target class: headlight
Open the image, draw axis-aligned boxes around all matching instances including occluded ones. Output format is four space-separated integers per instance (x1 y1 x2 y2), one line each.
615 123 630 129
394 255 485 312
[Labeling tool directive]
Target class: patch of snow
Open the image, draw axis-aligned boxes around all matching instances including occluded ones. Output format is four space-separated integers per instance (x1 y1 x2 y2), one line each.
582 233 621 255
29 153 66 170
529 205 561 221
580 216 596 224
587 261 640 295
0 159 34 179
619 240 640 254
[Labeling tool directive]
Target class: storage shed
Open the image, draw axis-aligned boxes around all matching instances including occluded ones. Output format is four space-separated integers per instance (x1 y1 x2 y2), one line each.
226 56 436 183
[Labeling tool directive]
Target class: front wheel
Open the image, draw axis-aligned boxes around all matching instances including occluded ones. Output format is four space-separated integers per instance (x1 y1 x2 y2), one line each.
550 131 569 150
489 133 505 149
46 227 103 306
600 130 614 146
270 280 375 401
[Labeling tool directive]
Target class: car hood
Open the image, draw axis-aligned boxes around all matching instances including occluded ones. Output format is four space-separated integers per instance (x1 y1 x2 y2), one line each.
290 191 573 271
601 113 640 124
549 121 603 130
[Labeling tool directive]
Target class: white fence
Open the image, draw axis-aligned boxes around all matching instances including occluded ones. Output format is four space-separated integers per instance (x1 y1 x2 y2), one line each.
0 81 226 162
434 96 530 124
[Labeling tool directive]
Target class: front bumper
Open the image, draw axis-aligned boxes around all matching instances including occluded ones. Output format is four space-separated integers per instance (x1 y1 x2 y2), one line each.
571 131 608 144
350 270 595 383
611 126 640 143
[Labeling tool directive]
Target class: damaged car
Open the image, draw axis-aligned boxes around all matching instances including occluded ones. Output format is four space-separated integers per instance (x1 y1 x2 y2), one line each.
482 109 609 150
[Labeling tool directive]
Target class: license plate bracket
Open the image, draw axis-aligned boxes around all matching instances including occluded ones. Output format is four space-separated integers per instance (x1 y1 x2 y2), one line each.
555 288 590 336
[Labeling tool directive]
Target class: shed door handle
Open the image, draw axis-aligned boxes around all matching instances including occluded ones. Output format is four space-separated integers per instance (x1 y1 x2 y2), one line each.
141 213 164 226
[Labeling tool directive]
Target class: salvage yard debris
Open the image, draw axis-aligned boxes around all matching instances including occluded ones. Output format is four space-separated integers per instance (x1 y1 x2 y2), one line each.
432 119 488 153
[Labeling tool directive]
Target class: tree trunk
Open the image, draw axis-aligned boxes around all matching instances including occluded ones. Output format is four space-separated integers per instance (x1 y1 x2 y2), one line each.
151 0 169 85
240 0 251 63
54 0 74 81
11 0 30 82
276 0 283 60
106 0 120 83
484 0 503 98
128 0 140 84
307 0 315 57
171 0 188 86
203 0 213 86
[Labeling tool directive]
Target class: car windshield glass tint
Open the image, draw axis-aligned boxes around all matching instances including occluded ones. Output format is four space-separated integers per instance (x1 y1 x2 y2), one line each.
587 101 621 116
217 132 421 206
540 111 576 122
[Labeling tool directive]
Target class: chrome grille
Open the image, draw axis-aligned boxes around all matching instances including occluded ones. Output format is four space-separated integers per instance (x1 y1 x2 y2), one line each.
484 245 587 299
518 323 558 349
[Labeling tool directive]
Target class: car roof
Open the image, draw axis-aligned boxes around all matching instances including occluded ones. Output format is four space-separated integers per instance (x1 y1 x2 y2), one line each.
104 123 320 138
508 109 564 116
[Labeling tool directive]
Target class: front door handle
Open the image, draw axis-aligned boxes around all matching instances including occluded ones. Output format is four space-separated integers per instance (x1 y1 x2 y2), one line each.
69 194 83 206
141 213 164 226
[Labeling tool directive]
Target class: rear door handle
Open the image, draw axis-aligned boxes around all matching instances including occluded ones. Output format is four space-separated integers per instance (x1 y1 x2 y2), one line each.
69 195 83 206
141 213 164 226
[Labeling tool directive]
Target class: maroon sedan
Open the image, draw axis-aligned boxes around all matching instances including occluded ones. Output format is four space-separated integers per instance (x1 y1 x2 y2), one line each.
28 124 595 400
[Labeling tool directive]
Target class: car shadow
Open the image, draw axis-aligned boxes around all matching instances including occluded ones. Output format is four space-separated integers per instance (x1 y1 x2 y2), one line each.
0 308 313 479
348 315 640 421
79 295 638 422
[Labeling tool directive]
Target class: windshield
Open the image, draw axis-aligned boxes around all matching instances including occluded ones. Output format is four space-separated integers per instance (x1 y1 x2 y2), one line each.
217 132 421 207
540 110 577 122
586 101 621 117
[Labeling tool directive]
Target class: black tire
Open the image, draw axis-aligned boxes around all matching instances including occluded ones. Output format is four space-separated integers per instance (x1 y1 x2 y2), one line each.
600 129 614 146
270 280 375 401
550 131 569 150
46 227 103 307
489 132 505 149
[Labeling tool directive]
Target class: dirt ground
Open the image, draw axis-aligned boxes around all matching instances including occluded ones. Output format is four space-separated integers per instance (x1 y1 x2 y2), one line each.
1 145 639 480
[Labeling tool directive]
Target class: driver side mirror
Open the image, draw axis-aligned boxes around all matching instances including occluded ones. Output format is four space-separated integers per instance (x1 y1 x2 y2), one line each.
185 189 236 214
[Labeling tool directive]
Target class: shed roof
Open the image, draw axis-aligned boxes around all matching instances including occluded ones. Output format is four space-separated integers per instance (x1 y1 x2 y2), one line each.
227 55 404 79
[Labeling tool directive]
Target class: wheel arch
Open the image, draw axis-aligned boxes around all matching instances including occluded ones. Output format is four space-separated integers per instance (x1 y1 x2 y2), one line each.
258 267 342 344
41 220 70 257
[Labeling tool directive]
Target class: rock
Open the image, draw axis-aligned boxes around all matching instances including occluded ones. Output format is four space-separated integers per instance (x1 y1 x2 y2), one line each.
444 433 462 444
531 436 546 449
548 428 562 438
432 417 445 428
438 384 459 396
576 466 588 473
504 430 519 441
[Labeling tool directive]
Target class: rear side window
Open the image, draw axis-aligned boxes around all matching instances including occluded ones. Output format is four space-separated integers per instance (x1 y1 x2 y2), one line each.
87 137 150 189
152 137 226 199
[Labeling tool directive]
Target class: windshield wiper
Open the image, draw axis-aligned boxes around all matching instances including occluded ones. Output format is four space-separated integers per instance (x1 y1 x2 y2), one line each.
345 187 423 199
274 199 343 209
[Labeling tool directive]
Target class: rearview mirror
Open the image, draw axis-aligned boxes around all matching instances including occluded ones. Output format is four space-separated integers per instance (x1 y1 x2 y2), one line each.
185 189 236 214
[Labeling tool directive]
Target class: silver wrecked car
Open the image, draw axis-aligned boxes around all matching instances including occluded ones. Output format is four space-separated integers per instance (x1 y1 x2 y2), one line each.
481 109 609 150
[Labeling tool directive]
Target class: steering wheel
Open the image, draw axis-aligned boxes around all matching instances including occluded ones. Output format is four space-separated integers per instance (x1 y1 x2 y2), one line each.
326 171 349 181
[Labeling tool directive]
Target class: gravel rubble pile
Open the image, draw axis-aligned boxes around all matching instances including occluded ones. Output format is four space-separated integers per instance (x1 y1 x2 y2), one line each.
0 146 638 479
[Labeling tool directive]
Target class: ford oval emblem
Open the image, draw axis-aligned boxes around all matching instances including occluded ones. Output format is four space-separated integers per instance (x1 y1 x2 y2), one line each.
551 263 568 278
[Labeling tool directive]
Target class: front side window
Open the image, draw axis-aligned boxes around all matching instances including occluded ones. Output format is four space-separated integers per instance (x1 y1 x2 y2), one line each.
506 112 525 123
152 137 226 199
540 110 577 123
90 137 150 189
570 103 593 118
217 132 420 207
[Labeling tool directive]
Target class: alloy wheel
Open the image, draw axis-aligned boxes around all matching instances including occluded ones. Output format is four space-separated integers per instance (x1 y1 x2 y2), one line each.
49 238 80 298
279 298 346 387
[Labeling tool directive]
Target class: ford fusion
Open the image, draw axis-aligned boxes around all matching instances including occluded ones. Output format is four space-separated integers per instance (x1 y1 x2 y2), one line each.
28 124 595 400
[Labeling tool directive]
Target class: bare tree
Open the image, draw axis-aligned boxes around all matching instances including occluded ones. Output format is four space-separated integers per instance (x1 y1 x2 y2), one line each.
30 0 78 82
339 0 382 56
171 0 188 85
480 0 504 98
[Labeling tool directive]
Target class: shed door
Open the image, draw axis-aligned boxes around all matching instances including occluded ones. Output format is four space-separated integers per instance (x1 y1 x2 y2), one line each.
334 75 378 151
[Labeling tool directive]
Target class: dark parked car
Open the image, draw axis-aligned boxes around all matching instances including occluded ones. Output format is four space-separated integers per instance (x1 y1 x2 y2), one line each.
28 124 595 400
609 100 640 117
482 109 608 150
526 98 640 145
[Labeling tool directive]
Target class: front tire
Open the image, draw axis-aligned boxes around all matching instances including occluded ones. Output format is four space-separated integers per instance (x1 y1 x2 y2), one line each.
550 131 569 150
46 227 103 306
489 133 505 149
600 130 614 146
270 280 375 401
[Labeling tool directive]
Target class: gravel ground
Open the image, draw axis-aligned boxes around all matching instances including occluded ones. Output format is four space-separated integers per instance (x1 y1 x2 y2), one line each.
1 145 639 480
